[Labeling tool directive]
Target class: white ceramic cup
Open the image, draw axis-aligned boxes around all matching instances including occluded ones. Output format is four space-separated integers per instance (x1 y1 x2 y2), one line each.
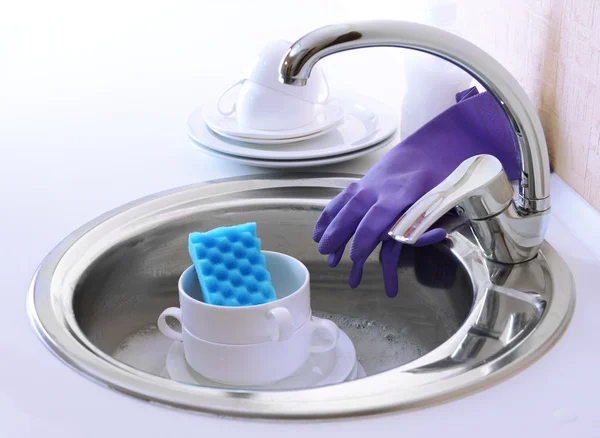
157 251 312 345
220 80 319 131
217 40 329 131
163 317 338 386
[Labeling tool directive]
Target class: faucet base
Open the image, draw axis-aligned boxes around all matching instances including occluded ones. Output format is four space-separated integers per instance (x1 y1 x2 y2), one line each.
468 202 549 264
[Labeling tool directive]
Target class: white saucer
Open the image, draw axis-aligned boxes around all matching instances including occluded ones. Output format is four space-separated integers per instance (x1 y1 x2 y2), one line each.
166 329 357 390
188 91 398 161
356 362 366 378
191 134 395 168
203 102 345 142
347 361 358 381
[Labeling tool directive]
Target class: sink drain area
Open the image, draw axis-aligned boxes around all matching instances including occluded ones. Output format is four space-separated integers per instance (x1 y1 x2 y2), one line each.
28 176 575 419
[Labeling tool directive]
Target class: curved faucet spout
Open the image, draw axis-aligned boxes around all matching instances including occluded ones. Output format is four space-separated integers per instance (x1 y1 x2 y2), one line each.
279 20 551 217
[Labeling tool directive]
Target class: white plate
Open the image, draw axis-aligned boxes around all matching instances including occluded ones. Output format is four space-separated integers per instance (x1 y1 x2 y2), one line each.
191 134 395 168
166 328 357 390
206 123 337 145
188 91 398 161
203 101 345 142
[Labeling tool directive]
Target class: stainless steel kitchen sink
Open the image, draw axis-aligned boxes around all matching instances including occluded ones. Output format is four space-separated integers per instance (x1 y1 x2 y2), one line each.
27 174 575 419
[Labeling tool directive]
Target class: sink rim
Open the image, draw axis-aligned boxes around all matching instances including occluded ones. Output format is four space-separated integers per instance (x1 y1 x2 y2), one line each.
27 174 576 420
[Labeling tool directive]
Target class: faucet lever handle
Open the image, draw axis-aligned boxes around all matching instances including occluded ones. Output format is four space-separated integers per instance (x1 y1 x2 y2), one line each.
389 154 514 244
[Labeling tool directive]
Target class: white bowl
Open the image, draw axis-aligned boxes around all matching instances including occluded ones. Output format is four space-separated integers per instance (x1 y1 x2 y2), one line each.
181 317 339 387
158 251 313 345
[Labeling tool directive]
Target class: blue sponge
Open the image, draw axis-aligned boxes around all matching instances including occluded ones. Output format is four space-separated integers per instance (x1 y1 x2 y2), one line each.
188 222 276 307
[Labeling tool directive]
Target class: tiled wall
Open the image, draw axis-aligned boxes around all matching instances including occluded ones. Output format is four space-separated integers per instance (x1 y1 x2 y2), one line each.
457 0 600 209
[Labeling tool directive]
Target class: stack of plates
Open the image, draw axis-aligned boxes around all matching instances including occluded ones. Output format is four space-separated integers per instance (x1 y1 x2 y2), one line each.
188 91 398 168
165 326 365 390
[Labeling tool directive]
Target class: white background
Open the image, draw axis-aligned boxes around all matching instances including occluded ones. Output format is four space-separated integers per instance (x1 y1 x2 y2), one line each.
1 0 432 329
0 0 434 253
1 1 599 436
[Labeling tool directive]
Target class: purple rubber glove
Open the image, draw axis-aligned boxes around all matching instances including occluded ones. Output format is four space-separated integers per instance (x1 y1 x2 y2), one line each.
314 87 520 297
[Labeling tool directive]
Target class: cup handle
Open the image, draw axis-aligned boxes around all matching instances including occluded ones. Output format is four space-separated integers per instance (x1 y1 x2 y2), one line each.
310 318 340 353
217 79 245 116
267 307 294 342
157 307 183 342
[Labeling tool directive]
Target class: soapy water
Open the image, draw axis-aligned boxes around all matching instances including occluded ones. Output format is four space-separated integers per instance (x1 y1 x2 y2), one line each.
113 324 172 377
113 312 424 379
313 311 423 375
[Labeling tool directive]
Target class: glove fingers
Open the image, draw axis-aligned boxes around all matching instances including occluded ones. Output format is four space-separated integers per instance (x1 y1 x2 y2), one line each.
317 190 375 255
381 240 403 298
349 202 404 262
413 228 447 247
348 257 367 288
327 239 349 268
313 184 359 243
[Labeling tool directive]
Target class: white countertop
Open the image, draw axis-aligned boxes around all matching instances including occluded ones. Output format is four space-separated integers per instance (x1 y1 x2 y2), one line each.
1 2 599 435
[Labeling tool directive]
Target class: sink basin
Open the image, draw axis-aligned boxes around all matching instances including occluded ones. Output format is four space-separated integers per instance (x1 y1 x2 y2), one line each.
28 174 575 419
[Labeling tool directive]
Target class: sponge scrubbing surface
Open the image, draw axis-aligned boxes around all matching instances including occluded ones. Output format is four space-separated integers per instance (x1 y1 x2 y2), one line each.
188 222 276 307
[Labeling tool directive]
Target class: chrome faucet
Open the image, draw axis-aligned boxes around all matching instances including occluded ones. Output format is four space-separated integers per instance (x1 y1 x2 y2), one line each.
389 154 542 263
279 20 551 264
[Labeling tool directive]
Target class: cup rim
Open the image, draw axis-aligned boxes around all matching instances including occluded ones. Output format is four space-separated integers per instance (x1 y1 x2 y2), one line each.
178 250 309 310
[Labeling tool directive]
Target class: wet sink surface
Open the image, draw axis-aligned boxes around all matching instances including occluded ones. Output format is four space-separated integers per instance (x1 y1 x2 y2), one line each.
76 210 472 378
28 175 575 419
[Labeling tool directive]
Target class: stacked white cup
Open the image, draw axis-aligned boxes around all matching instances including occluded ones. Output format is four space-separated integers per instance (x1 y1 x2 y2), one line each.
158 251 340 387
217 40 330 131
